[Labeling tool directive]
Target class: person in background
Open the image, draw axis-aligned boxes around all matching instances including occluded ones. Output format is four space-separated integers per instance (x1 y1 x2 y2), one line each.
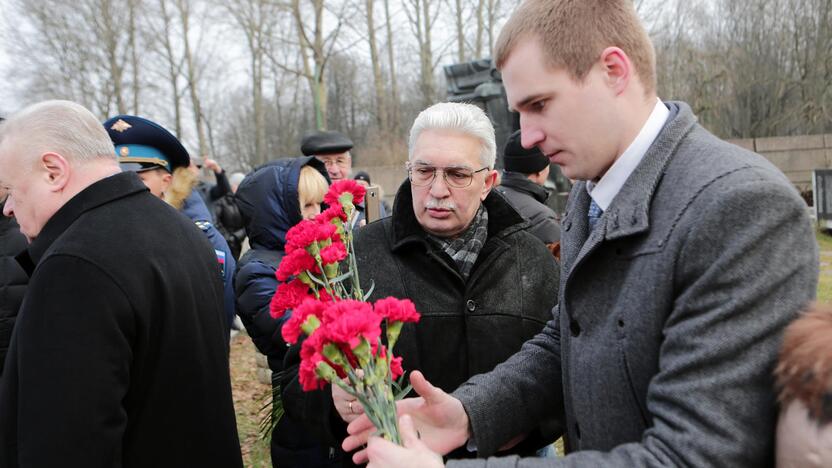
234 157 336 467
301 130 370 228
775 304 832 468
0 184 27 378
353 170 390 218
0 100 241 467
104 115 237 333
496 129 561 245
191 155 231 221
284 102 560 466
215 172 247 260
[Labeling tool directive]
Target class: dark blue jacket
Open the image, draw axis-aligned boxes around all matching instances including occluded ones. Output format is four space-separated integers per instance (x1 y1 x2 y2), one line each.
182 191 236 332
235 157 340 467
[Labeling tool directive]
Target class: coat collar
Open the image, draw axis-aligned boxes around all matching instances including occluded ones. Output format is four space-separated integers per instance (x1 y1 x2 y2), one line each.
499 172 550 204
390 179 527 252
17 171 147 275
562 102 696 271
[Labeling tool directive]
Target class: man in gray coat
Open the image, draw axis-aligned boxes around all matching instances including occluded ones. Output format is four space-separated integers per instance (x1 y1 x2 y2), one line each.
343 0 819 466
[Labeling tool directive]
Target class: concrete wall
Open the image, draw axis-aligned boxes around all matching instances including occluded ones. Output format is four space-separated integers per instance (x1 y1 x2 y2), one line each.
727 134 832 189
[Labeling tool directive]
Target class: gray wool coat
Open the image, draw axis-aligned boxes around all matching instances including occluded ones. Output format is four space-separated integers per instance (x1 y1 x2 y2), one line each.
449 102 819 468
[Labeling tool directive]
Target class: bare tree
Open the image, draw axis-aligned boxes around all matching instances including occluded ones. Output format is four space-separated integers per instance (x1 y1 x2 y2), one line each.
223 0 278 165
403 0 442 108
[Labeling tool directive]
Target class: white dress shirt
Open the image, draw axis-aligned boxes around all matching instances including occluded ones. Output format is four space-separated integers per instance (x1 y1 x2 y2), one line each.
587 99 670 211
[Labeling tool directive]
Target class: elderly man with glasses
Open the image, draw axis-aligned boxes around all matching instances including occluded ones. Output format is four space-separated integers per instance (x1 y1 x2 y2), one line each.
280 102 560 466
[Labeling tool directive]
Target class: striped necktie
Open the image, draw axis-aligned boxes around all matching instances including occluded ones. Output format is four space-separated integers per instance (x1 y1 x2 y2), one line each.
588 199 603 231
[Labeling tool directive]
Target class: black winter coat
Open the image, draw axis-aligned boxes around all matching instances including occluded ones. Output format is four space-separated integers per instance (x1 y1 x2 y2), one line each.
496 171 561 244
234 157 341 467
215 193 246 259
281 180 560 463
0 206 27 377
0 172 242 467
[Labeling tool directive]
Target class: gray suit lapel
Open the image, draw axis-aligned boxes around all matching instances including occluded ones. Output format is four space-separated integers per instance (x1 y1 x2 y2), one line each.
562 101 698 280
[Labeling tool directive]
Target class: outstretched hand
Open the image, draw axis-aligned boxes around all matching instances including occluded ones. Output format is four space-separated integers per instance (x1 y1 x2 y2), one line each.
366 415 445 468
342 371 470 464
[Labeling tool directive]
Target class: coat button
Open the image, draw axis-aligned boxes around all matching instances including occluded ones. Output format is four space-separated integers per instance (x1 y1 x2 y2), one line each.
466 299 477 312
564 220 572 231
569 319 581 337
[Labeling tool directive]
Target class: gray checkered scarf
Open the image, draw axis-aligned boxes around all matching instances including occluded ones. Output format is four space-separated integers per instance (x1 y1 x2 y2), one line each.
428 206 488 279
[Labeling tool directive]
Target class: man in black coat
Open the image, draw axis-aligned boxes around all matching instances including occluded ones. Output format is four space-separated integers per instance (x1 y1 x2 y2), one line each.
282 102 560 465
0 101 242 467
0 196 27 378
496 130 560 245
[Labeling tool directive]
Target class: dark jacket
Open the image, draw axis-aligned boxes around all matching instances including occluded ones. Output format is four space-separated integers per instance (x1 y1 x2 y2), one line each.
0 206 27 377
497 171 560 244
182 190 236 332
234 157 339 467
214 193 246 260
196 170 231 222
0 172 242 467
281 180 560 463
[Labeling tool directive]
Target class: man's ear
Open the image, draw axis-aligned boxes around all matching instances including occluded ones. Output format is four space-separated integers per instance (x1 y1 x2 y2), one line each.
40 152 71 192
599 46 632 96
480 169 498 201
160 172 173 194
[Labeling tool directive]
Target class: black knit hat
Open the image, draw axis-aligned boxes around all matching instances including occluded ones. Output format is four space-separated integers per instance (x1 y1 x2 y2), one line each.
502 129 549 174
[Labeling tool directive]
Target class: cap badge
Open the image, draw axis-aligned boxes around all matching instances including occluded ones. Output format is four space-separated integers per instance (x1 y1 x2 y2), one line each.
110 119 132 133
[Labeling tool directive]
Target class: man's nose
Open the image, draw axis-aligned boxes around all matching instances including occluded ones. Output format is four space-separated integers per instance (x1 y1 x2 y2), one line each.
2 197 13 218
428 171 451 197
519 118 545 150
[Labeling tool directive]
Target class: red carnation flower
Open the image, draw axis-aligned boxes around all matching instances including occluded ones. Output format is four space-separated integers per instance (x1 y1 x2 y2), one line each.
390 355 404 380
276 248 318 282
373 297 421 323
316 205 348 224
324 180 366 206
322 300 382 350
270 279 311 319
298 333 327 391
320 242 347 265
285 220 321 254
282 299 327 344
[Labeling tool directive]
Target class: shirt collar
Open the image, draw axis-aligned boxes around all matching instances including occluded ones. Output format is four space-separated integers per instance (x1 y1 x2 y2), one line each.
586 99 670 211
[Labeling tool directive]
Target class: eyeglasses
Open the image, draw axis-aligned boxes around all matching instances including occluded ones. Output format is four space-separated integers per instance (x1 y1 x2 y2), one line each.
407 164 490 189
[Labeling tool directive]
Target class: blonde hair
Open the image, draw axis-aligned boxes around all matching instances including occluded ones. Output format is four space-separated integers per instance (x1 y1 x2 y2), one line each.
163 166 197 210
495 0 656 94
298 165 328 209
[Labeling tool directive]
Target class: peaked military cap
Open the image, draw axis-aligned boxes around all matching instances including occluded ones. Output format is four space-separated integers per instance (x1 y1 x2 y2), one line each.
300 130 353 156
503 129 550 174
103 115 190 174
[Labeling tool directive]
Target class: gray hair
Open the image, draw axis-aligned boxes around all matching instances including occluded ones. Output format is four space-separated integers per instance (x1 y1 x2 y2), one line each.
0 100 116 166
408 102 496 168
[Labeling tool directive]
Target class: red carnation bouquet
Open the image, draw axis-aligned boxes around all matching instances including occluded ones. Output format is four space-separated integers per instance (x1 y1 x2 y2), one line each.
270 179 420 444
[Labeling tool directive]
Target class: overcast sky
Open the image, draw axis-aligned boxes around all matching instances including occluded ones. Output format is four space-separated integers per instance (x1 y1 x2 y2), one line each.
0 0 16 114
